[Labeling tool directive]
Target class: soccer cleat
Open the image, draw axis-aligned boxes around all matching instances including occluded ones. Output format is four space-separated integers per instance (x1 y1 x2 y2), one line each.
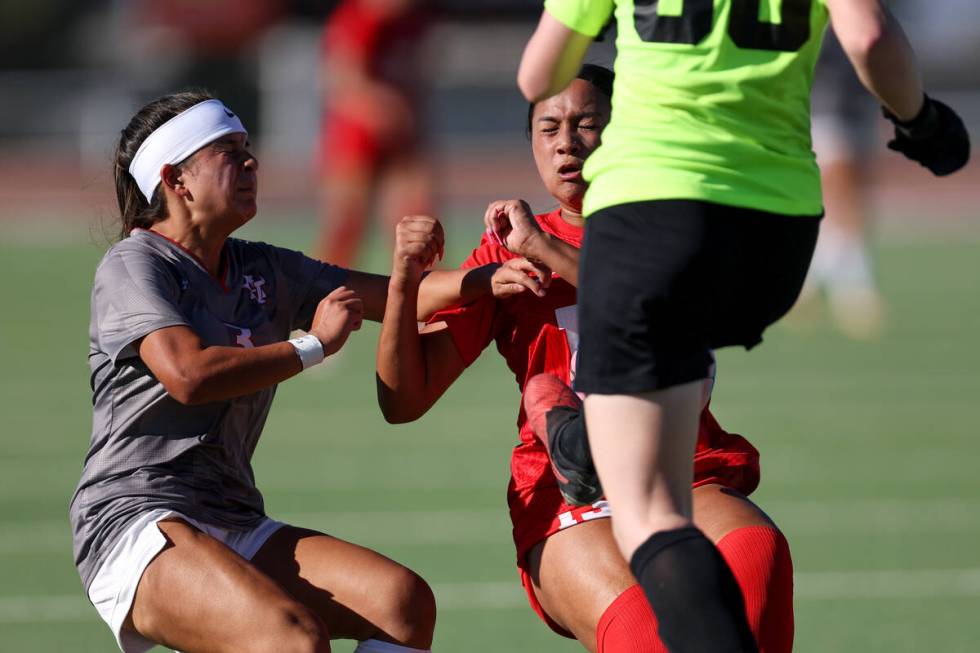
523 373 602 506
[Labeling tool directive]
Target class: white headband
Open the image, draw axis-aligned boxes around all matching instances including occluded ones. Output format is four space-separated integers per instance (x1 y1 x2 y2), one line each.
128 99 247 203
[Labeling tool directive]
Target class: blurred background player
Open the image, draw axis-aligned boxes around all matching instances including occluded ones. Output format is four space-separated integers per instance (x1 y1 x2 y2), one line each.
315 0 435 267
802 28 884 339
517 2 970 651
376 67 794 653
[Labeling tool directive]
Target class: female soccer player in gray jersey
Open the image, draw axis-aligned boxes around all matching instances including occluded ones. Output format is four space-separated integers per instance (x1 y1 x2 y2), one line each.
70 90 492 653
518 1 969 651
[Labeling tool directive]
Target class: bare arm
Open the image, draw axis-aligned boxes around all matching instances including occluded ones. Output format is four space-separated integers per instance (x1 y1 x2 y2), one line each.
415 265 500 321
826 0 923 120
140 327 303 405
343 269 389 322
518 11 595 103
350 265 530 323
376 238 469 424
140 287 363 405
343 215 447 322
517 231 579 286
486 199 581 286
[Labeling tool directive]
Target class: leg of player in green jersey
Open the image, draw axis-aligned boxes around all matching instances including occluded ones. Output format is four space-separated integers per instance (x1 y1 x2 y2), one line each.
584 388 757 653
517 3 969 652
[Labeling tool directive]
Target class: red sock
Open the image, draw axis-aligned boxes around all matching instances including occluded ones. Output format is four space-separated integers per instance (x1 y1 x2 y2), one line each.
717 526 795 653
598 527 793 652
595 584 665 653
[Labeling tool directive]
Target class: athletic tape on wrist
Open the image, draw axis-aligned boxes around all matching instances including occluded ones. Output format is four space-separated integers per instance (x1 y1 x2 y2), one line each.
288 334 325 370
128 99 247 203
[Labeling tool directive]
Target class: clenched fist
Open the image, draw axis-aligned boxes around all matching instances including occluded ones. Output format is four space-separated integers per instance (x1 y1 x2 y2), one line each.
392 214 445 279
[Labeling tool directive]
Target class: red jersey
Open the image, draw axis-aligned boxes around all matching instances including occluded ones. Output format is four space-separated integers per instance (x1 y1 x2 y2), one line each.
432 209 763 637
430 209 760 495
322 0 430 91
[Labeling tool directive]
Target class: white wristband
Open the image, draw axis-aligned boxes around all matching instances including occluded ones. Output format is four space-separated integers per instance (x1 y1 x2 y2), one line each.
288 334 325 370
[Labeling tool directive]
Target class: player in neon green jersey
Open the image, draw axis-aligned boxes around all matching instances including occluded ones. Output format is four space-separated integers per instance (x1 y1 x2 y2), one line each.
513 2 970 652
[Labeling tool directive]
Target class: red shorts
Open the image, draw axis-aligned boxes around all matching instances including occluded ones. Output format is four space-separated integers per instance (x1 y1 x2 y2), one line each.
318 111 382 171
507 429 760 637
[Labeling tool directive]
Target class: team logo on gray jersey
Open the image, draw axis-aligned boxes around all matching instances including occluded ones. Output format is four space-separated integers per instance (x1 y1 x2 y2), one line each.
224 323 255 348
242 275 267 304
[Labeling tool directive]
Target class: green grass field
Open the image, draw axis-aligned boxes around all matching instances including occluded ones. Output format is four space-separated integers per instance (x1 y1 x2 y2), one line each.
1 216 979 652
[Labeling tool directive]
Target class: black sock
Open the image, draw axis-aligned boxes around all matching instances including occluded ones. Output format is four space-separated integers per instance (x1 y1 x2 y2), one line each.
545 407 593 470
629 527 758 653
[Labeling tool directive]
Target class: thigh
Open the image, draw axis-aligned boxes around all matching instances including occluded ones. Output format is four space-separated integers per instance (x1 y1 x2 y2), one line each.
128 518 322 653
251 525 435 648
584 385 703 555
528 518 637 652
692 483 775 544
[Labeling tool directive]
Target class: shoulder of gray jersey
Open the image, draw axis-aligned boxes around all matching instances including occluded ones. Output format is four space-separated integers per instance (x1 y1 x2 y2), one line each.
95 232 184 292
92 232 192 363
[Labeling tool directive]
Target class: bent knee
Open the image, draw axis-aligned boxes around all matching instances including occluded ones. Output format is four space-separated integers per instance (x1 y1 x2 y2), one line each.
717 526 794 653
251 601 330 653
718 525 794 594
375 568 436 647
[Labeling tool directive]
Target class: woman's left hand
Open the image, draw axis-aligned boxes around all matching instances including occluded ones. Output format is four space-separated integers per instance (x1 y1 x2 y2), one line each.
491 257 552 299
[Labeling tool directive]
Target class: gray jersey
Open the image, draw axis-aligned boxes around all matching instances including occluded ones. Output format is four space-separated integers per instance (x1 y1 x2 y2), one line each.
70 229 347 592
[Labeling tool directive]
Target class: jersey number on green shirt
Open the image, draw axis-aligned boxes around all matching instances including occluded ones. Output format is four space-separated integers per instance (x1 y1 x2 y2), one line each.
634 0 812 51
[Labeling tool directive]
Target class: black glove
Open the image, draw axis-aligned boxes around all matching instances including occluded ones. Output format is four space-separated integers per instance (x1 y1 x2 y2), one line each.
883 95 970 176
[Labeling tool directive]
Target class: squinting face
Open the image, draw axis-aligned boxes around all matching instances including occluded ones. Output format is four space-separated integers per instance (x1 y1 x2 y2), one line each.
180 132 259 226
530 78 610 212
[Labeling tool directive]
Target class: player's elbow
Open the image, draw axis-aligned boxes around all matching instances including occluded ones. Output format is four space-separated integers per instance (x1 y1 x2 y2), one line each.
163 370 210 405
380 404 422 425
518 67 551 104
382 410 413 425
376 379 425 424
831 6 889 64
838 25 887 64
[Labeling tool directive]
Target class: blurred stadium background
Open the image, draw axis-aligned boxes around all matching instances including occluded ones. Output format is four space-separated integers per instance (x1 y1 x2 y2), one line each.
1 1 979 651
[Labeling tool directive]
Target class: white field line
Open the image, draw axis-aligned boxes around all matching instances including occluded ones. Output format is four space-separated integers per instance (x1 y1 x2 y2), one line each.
5 568 980 623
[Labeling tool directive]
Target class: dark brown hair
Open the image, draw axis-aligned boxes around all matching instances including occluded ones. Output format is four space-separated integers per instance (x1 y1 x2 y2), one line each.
113 90 214 239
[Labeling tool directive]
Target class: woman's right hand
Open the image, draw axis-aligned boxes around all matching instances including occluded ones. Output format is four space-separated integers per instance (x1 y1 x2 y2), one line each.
310 286 364 357
491 257 552 299
484 199 545 257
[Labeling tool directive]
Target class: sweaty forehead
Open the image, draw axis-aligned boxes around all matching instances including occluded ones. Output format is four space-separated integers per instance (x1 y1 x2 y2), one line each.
534 80 609 121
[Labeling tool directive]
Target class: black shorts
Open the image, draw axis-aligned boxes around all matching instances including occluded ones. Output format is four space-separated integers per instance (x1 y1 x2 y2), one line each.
575 200 821 394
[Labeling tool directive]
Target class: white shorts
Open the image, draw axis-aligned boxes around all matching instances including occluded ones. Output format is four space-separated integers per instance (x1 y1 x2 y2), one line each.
87 509 285 653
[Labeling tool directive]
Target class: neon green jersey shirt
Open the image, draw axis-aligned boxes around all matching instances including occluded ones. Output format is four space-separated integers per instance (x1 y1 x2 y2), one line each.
544 0 829 216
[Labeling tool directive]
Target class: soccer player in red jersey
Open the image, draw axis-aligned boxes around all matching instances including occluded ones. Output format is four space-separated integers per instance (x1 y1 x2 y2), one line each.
315 0 434 266
377 66 794 652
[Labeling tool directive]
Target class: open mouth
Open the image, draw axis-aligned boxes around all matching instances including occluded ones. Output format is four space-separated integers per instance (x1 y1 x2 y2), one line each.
557 162 583 180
